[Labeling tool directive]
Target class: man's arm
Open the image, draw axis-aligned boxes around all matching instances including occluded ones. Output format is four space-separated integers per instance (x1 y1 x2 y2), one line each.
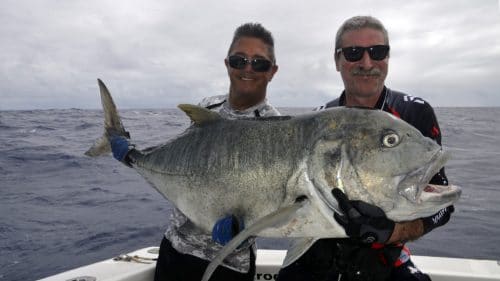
388 204 454 244
387 220 423 244
333 188 454 244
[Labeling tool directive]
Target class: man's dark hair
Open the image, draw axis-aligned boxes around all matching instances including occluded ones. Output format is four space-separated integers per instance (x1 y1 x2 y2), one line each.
228 22 276 63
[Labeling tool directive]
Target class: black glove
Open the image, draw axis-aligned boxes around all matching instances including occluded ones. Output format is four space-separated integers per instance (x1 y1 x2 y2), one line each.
333 240 402 281
107 130 134 167
211 215 244 245
332 188 395 244
422 205 454 234
110 135 132 162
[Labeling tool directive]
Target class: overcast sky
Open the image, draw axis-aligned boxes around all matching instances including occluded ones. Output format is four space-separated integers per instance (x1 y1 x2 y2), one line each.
1 0 500 110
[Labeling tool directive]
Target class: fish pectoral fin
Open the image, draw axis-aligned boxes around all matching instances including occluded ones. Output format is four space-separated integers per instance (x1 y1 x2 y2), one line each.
178 104 222 125
282 237 319 268
201 201 307 281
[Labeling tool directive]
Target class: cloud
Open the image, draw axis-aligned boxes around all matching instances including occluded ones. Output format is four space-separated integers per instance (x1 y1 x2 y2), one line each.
1 0 500 109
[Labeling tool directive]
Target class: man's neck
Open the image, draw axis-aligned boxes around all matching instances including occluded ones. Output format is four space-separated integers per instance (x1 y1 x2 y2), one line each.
344 94 379 108
344 88 386 108
228 92 264 111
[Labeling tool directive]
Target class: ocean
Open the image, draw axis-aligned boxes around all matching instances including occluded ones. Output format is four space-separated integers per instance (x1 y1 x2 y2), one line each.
1 107 499 281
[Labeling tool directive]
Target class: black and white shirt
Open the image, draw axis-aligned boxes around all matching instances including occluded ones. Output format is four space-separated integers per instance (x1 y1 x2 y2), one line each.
164 94 280 273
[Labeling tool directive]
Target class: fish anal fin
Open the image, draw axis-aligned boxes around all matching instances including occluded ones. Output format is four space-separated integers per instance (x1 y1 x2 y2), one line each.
281 237 319 268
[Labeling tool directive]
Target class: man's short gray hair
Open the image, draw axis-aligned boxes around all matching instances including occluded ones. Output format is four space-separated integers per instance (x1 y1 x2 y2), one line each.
335 16 389 52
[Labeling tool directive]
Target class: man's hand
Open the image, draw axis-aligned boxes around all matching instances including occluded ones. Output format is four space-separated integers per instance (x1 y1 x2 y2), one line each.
110 135 132 162
211 215 244 245
332 188 395 244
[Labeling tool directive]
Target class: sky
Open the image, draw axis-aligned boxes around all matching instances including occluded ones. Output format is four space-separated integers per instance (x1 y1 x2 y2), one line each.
1 0 500 110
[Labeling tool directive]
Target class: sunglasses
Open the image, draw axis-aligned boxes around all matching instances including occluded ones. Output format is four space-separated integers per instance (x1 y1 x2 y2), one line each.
227 55 273 72
336 45 390 62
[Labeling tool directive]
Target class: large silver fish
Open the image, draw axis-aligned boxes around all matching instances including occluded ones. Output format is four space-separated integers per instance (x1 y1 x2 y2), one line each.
86 79 461 280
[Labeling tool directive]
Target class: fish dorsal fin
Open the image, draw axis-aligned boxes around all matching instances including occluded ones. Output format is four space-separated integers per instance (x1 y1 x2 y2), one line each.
178 104 222 125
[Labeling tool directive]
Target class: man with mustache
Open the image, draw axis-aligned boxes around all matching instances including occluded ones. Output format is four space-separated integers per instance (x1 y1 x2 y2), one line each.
277 16 454 281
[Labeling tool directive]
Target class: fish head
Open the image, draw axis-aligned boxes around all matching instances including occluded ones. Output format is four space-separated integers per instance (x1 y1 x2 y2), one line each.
308 107 461 222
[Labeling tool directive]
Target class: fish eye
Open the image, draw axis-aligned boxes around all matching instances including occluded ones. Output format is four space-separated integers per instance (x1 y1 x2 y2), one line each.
382 132 400 148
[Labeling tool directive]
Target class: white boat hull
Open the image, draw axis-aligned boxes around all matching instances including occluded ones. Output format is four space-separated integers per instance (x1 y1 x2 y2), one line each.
39 247 500 281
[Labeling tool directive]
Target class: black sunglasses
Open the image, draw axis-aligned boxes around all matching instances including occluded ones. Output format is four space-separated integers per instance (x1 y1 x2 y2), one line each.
227 55 273 72
336 45 390 62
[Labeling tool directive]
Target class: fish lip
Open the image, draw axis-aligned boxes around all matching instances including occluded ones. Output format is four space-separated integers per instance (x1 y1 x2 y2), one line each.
397 149 450 203
421 184 462 202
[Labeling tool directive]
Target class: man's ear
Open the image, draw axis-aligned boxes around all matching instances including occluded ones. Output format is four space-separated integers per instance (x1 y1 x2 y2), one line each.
334 53 341 72
268 64 278 81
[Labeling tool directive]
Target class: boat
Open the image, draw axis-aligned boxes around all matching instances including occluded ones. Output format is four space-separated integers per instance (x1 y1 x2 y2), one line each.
39 246 500 281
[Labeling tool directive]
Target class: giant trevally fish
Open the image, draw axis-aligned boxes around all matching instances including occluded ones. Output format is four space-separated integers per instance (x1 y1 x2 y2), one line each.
86 79 460 281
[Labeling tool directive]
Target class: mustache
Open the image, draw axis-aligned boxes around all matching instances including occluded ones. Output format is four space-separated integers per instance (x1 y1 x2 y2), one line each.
352 68 382 76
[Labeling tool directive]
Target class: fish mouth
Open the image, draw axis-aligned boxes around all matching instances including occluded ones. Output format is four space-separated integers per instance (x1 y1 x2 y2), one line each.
420 184 462 202
397 149 451 204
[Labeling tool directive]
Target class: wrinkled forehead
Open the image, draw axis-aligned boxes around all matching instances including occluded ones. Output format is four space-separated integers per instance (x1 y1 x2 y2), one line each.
338 27 389 48
228 36 274 62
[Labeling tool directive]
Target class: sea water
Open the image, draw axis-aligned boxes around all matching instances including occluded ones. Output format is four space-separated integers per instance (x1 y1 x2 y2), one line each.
1 107 499 281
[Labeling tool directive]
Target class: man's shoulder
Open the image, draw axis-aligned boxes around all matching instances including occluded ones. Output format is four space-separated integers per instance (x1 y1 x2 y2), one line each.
198 94 227 108
314 98 341 111
386 89 434 112
198 94 280 118
259 102 281 117
325 98 341 109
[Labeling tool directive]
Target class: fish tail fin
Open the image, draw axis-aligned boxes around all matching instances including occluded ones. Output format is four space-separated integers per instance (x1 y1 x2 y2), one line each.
85 79 130 157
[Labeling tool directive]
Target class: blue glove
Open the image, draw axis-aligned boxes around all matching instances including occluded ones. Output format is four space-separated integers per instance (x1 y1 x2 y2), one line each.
332 188 395 244
422 205 454 234
110 135 132 162
212 215 244 245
